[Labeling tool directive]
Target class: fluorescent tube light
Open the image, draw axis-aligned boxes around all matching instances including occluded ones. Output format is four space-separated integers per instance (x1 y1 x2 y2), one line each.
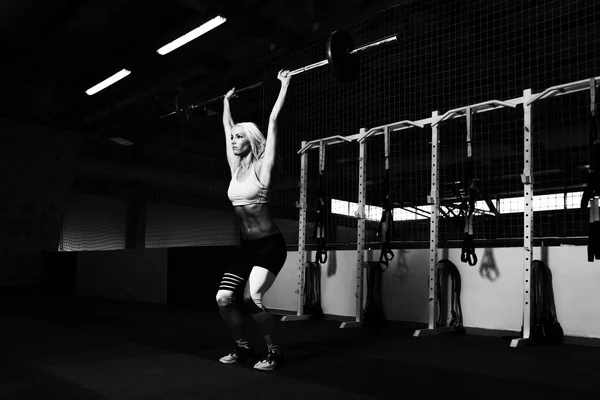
86 69 131 96
157 15 226 56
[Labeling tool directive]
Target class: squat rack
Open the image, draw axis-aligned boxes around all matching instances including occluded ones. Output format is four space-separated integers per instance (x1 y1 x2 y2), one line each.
285 76 600 346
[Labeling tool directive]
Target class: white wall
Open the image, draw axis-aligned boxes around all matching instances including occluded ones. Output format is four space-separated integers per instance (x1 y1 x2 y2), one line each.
538 246 600 338
265 245 600 339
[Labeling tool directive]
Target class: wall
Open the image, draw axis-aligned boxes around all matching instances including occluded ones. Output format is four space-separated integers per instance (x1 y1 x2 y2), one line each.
145 202 238 248
77 249 168 304
264 245 600 339
0 118 82 287
60 193 128 251
538 246 600 338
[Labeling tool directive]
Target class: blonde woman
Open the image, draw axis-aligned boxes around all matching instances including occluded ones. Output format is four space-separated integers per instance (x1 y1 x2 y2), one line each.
215 70 291 371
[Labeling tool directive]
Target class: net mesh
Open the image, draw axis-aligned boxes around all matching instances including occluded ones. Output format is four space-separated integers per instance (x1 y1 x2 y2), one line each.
59 0 600 251
438 107 524 248
532 91 589 243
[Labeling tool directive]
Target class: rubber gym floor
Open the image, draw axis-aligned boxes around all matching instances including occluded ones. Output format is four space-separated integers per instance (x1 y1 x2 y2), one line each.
2 288 600 400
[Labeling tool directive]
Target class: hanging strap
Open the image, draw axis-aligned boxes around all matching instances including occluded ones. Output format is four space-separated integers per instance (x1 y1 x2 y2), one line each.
460 107 477 266
314 170 328 264
304 261 323 319
460 162 478 266
435 259 464 330
378 168 394 267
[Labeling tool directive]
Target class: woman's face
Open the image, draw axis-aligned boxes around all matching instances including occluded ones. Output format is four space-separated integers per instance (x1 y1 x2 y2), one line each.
231 127 250 156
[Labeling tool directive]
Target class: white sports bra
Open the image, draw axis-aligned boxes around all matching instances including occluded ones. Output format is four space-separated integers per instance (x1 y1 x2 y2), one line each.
227 163 270 206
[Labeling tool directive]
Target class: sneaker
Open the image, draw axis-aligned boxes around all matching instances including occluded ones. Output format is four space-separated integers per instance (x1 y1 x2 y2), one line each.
219 346 254 364
253 351 283 371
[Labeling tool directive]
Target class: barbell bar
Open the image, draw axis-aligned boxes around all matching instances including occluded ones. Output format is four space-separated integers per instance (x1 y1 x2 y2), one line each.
160 81 263 119
164 30 398 120
289 32 398 82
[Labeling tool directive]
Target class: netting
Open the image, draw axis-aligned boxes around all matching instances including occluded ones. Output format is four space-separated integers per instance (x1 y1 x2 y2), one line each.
363 128 431 248
59 0 600 251
437 107 523 248
532 90 589 243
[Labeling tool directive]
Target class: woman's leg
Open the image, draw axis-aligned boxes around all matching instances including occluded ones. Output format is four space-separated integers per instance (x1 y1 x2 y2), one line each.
216 273 253 363
243 233 287 370
245 267 277 327
244 266 282 367
215 275 246 342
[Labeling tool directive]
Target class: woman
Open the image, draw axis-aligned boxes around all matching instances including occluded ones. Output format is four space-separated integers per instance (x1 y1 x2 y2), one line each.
215 69 291 371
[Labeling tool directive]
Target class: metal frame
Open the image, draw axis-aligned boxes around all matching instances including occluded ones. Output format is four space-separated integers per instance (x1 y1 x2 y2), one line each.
525 77 600 105
413 111 451 337
281 140 310 322
414 99 520 338
290 75 600 342
510 89 533 347
590 79 600 252
509 76 600 347
282 136 352 323
340 128 368 328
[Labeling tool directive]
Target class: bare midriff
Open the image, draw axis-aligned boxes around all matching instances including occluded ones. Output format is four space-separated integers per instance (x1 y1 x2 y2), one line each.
233 203 280 240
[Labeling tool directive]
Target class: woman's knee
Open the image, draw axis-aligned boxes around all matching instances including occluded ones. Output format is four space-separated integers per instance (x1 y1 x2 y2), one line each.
216 290 235 307
243 292 265 314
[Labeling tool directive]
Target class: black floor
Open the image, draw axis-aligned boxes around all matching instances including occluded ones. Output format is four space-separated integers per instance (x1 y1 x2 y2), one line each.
2 289 600 399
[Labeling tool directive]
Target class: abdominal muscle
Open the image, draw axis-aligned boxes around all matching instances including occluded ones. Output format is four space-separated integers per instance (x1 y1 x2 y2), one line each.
233 203 280 240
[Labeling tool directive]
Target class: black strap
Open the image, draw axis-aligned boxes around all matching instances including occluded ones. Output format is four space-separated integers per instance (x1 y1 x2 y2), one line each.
530 260 563 344
460 170 477 266
364 170 394 324
364 261 385 323
435 259 464 331
304 261 323 319
378 169 394 268
582 111 599 207
314 171 328 264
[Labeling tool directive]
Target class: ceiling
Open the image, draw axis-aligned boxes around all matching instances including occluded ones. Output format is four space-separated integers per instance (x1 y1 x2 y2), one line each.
0 0 407 134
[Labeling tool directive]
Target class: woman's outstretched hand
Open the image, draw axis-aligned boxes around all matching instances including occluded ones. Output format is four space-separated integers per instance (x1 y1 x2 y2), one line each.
224 87 236 101
277 70 291 84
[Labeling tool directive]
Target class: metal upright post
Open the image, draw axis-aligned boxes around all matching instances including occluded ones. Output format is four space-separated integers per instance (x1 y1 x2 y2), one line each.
511 89 533 347
414 111 452 337
341 128 367 329
281 140 309 322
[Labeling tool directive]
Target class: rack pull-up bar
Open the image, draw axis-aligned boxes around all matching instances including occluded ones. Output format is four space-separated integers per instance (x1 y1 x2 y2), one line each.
298 135 352 154
432 100 518 127
526 76 600 106
357 120 426 143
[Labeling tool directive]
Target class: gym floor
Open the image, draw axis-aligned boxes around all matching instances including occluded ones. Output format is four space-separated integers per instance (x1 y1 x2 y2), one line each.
2 289 600 399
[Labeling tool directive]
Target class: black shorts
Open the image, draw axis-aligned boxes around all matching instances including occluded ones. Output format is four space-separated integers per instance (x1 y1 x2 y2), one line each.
225 233 288 281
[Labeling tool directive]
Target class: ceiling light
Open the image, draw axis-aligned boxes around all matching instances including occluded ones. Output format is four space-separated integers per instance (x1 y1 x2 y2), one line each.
157 15 226 56
86 69 131 96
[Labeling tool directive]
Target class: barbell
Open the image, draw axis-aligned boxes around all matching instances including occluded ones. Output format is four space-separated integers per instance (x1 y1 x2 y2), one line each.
163 30 398 121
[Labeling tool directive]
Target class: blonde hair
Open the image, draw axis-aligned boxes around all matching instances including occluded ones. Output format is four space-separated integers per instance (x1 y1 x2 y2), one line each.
233 122 265 161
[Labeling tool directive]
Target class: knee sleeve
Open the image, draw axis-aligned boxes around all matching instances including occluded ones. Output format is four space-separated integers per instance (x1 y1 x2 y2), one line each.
219 273 245 293
217 273 246 307
216 291 236 307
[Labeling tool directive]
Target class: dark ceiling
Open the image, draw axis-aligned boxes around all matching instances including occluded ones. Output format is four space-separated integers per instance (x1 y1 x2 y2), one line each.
0 0 406 134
